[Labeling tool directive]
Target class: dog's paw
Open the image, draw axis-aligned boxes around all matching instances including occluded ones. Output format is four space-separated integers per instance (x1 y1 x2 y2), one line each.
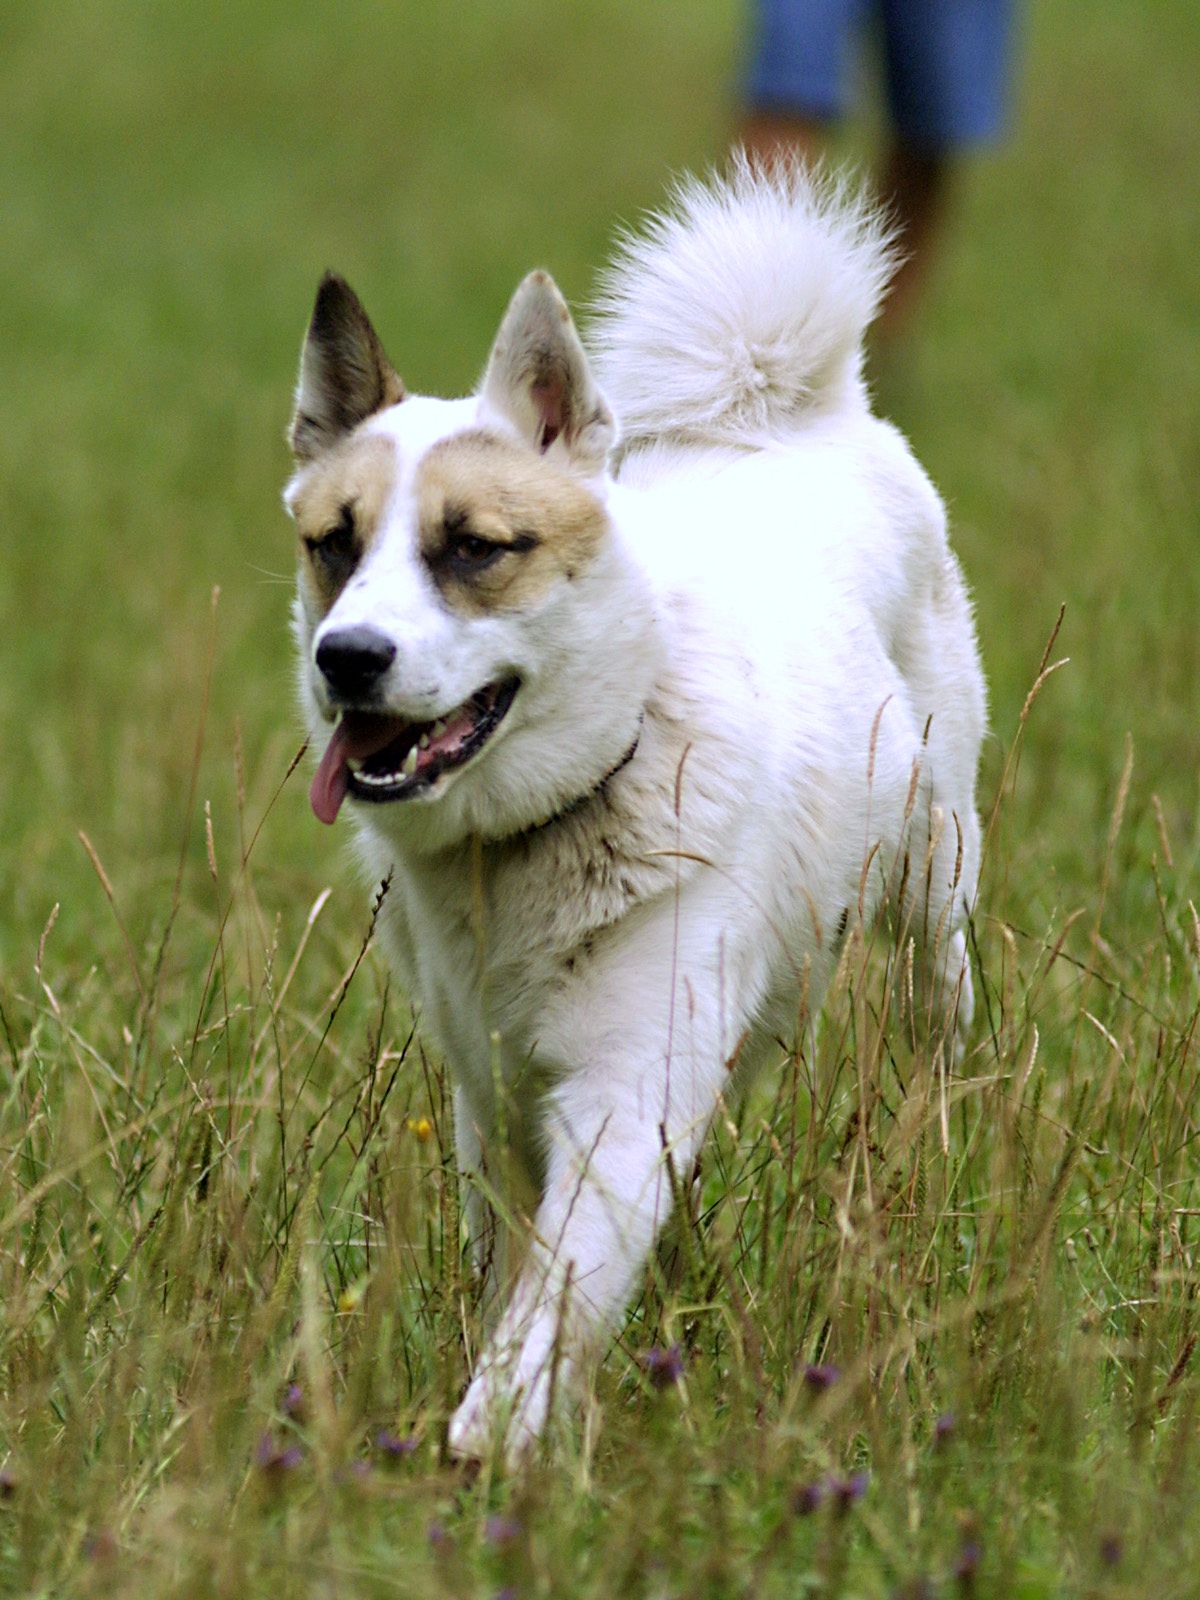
448 1344 562 1469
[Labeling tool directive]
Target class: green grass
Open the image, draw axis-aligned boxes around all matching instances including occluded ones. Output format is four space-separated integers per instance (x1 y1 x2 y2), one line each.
2 1 1199 1594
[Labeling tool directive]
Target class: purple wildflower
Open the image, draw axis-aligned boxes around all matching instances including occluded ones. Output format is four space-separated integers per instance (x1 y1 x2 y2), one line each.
485 1513 522 1547
1099 1533 1122 1569
934 1411 956 1447
375 1428 418 1460
954 1539 982 1587
0 1469 15 1502
83 1529 117 1560
802 1363 841 1393
427 1519 453 1553
789 1480 826 1516
254 1432 303 1474
640 1343 685 1389
830 1471 869 1512
281 1383 305 1420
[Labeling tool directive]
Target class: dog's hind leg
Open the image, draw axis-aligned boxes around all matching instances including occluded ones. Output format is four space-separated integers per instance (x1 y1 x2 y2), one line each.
888 556 985 1059
903 793 978 1061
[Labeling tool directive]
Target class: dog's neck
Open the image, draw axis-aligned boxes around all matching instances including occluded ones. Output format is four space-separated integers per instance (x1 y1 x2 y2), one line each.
505 713 644 841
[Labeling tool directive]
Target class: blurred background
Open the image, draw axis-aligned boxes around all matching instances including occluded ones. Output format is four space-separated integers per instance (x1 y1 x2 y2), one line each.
1 0 1197 972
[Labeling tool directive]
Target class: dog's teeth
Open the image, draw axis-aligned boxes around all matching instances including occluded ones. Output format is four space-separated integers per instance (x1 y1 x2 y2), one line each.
431 720 447 738
418 733 430 750
403 746 419 777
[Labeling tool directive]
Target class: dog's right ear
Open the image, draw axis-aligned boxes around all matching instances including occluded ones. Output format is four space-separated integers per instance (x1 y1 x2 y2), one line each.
289 274 405 463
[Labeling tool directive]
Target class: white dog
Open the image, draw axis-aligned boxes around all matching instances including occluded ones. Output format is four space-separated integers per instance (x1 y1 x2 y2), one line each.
283 160 985 1462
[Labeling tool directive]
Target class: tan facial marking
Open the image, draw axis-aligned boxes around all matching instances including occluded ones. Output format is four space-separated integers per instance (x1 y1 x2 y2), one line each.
290 434 397 613
416 431 607 616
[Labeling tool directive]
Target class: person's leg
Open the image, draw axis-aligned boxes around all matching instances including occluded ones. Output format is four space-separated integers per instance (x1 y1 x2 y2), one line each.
875 0 1017 337
874 141 953 339
737 0 858 167
740 109 827 171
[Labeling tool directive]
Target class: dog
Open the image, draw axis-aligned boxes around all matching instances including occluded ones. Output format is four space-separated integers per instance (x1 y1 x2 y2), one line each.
282 159 985 1463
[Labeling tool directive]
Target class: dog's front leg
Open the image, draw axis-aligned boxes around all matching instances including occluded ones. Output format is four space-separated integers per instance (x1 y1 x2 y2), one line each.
454 1079 541 1305
453 1082 493 1280
447 897 752 1464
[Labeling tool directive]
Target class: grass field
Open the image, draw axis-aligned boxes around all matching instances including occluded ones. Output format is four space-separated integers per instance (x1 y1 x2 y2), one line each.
2 1 1199 1594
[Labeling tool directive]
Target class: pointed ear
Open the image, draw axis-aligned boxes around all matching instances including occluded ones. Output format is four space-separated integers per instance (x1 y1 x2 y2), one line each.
289 273 405 462
482 271 615 474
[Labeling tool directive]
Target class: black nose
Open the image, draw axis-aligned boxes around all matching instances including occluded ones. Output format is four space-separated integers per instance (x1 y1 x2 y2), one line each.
315 626 397 700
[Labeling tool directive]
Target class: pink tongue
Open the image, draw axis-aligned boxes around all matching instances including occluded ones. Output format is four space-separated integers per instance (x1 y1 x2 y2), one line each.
309 715 409 826
310 725 352 825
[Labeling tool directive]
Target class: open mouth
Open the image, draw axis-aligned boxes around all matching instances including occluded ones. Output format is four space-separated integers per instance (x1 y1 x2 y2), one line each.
310 677 520 825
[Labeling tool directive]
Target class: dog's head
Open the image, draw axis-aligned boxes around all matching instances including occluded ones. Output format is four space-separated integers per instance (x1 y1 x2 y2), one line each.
284 272 653 850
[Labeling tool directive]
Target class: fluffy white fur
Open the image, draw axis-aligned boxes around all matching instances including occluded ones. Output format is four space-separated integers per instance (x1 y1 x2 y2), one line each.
592 161 896 447
284 161 986 1464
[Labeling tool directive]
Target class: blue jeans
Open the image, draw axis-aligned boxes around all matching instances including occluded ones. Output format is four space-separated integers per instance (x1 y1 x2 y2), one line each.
745 0 1017 150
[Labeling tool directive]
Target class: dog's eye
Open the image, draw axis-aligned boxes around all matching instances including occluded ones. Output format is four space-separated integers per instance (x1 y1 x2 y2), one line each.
305 506 358 580
448 533 504 572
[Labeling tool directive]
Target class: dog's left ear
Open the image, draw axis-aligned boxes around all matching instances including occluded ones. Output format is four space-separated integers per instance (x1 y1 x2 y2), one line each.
289 273 405 462
481 272 615 475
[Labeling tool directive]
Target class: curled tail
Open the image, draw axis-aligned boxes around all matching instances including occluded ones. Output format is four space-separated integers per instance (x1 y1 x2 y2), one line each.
591 156 896 449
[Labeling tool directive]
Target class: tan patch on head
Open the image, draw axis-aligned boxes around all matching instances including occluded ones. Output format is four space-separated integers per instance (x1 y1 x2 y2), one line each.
290 433 397 614
416 430 608 615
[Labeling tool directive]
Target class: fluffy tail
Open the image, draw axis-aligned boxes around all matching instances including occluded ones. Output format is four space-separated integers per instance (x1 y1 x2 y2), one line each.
591 157 896 449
